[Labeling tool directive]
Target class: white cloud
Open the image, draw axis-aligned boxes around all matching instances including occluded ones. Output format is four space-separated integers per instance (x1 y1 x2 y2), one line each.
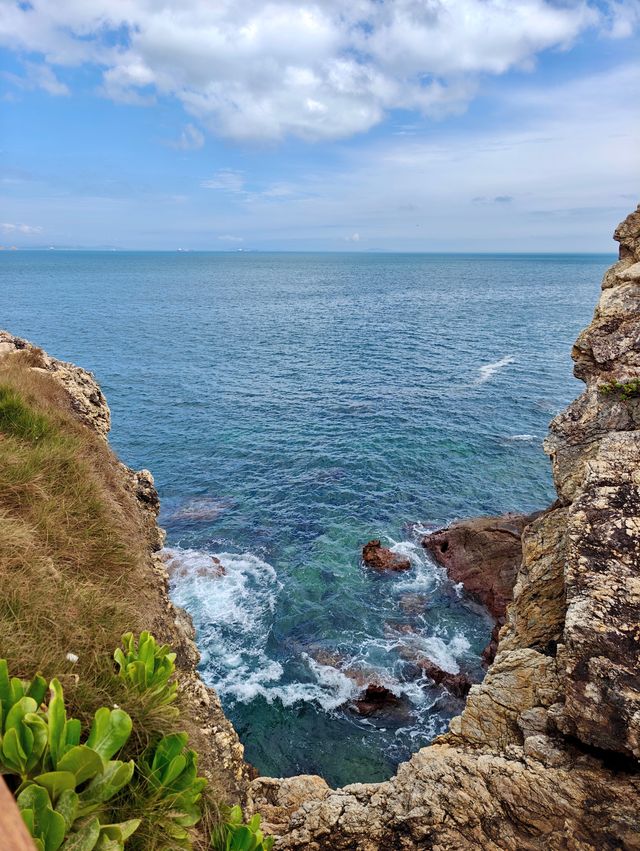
3 61 69 96
0 0 635 140
1 222 42 234
202 170 245 192
345 232 361 242
217 234 244 243
169 123 205 150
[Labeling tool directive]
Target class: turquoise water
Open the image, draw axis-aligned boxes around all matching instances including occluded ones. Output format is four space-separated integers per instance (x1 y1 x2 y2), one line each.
0 251 610 786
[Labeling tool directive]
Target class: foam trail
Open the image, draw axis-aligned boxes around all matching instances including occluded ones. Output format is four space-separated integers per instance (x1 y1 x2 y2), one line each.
475 355 515 384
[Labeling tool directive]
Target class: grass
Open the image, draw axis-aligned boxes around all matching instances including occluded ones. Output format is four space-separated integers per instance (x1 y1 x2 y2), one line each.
0 354 222 848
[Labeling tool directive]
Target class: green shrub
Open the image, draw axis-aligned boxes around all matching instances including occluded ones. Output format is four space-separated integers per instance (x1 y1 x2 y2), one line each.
599 379 640 401
211 805 274 851
132 732 207 848
114 632 178 715
0 660 138 850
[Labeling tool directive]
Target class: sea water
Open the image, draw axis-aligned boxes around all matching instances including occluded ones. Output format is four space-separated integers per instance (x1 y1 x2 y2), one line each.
0 250 611 786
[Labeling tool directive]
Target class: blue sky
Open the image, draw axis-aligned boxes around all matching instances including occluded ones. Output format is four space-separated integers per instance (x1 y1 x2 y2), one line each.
1 0 639 251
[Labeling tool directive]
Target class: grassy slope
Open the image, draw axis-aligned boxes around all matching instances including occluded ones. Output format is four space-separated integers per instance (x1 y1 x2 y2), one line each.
0 352 221 848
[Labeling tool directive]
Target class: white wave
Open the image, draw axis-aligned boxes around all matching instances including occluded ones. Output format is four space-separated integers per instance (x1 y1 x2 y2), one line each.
505 433 538 443
475 355 515 384
164 547 284 702
396 631 471 675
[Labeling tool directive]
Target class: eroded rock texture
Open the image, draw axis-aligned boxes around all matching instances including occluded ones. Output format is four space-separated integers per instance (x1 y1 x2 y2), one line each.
249 207 640 849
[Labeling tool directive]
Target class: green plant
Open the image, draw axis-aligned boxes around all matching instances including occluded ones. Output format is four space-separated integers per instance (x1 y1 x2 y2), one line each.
0 660 138 849
599 379 640 401
134 732 207 848
211 805 274 851
114 633 178 713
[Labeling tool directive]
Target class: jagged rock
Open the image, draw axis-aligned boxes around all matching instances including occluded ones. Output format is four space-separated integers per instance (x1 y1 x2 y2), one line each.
361 539 411 572
415 657 471 698
350 684 401 716
422 512 541 621
246 208 640 848
0 330 111 437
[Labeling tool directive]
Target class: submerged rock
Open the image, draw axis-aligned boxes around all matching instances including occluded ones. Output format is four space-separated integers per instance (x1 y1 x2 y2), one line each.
248 208 640 849
350 684 402 716
362 539 411 572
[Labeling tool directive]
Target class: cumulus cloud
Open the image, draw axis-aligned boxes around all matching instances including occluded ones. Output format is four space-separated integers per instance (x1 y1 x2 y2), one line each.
0 0 635 141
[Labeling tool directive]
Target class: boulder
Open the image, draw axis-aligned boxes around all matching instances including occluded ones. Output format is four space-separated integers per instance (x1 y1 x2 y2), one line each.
362 539 411 572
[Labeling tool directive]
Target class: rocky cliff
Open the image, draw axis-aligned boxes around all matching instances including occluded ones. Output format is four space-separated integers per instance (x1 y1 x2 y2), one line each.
247 208 640 849
4 207 639 850
0 331 251 807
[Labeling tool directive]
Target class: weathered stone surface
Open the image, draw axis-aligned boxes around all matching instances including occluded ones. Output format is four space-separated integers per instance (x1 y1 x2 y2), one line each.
422 512 541 621
414 657 471 698
247 208 640 848
0 330 111 437
362 539 411 572
350 684 401 716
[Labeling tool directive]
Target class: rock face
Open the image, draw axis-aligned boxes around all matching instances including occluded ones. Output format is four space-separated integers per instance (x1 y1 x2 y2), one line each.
423 512 542 621
423 511 543 664
246 207 640 849
362 539 411 572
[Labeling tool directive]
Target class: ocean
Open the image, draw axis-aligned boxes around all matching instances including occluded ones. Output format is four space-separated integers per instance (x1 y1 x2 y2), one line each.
0 250 611 786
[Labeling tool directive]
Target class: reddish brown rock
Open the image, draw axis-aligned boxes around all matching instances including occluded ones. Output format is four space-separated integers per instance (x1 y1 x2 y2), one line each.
415 658 472 699
423 513 542 620
362 539 411 572
351 684 401 716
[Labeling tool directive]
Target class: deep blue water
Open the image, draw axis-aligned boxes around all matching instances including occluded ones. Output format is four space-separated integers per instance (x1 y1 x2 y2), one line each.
0 251 610 786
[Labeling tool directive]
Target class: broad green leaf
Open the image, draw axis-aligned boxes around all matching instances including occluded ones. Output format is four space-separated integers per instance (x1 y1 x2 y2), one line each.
18 784 67 851
3 726 28 773
48 680 67 768
228 805 243 826
55 789 79 832
77 760 134 813
34 770 76 802
57 746 103 785
0 658 11 714
86 708 131 761
60 817 100 851
99 819 140 841
230 825 257 851
65 719 82 751
25 712 49 772
27 675 48 708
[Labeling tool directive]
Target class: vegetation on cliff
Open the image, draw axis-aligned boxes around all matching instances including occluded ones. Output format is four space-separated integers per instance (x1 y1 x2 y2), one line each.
0 353 261 848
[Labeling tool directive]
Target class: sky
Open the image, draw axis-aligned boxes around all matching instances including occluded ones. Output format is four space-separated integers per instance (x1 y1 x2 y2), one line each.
1 0 639 251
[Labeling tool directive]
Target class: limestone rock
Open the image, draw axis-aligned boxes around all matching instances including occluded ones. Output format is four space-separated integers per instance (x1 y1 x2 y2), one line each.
0 330 111 437
248 207 640 849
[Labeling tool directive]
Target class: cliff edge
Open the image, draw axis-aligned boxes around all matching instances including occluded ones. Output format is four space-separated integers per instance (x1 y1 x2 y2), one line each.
0 332 251 810
247 208 640 849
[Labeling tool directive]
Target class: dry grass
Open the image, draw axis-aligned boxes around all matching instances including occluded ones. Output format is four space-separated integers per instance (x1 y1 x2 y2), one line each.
0 355 227 846
0 356 174 743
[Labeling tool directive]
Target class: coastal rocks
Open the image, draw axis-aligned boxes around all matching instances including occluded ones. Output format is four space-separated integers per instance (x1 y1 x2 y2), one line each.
0 330 111 438
249 207 640 849
0 333 252 805
422 512 541 621
350 684 401 716
415 657 471 698
361 539 411 572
